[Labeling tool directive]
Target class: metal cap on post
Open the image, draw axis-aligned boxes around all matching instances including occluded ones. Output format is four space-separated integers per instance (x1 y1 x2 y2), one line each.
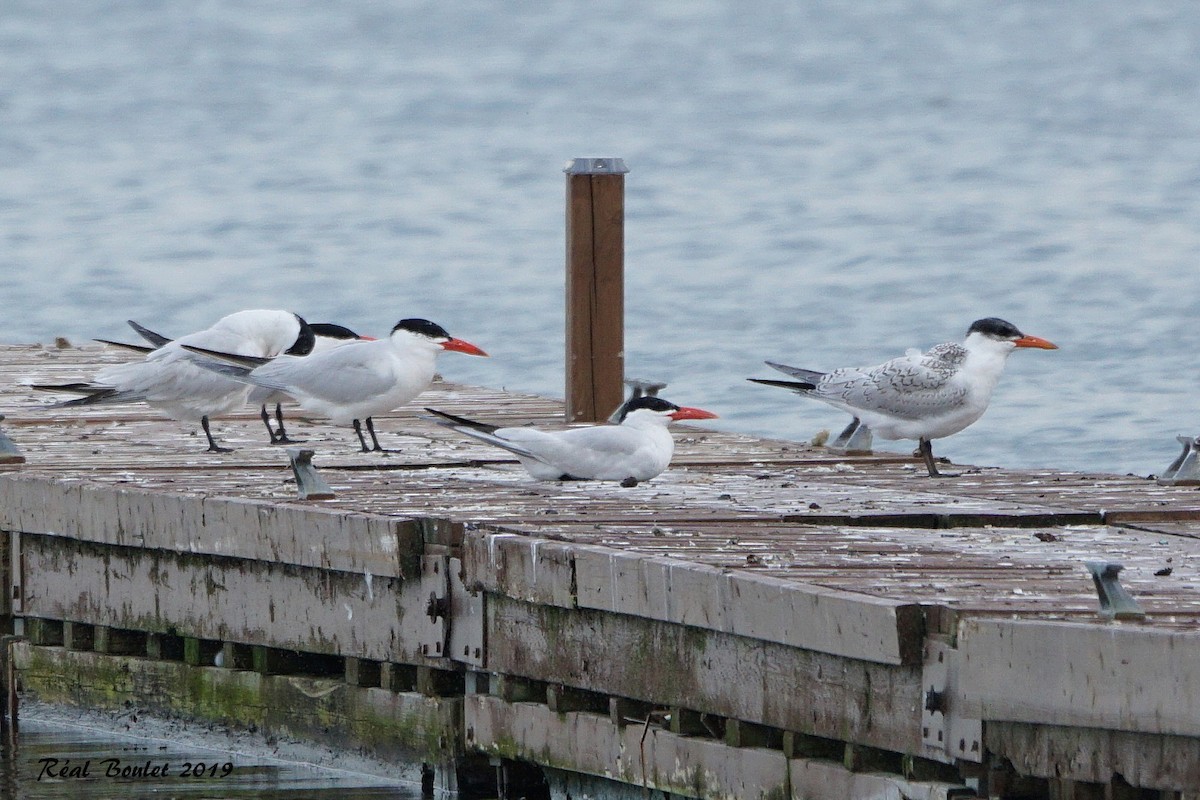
564 157 629 423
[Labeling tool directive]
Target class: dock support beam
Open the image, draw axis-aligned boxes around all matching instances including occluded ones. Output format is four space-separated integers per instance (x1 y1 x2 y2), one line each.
565 157 628 422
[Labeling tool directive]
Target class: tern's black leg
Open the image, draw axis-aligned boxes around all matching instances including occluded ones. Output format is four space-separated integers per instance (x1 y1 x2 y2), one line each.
620 477 639 488
917 438 959 478
259 405 275 441
366 417 386 452
352 419 371 452
270 402 303 444
201 416 233 453
918 438 938 476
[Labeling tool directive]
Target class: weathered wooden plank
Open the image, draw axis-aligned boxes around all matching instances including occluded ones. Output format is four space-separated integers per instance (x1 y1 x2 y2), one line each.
486 595 924 754
789 758 969 800
0 474 423 577
18 534 426 662
572 543 925 665
957 618 1200 737
462 532 576 607
467 694 789 799
987 721 1200 791
463 530 927 665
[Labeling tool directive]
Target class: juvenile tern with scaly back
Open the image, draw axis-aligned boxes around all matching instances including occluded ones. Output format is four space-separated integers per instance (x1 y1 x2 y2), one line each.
749 318 1057 477
182 318 488 452
425 395 718 486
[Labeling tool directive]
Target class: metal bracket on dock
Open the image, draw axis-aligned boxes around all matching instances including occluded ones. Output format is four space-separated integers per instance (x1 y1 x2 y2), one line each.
9 532 22 616
1157 435 1200 485
828 417 873 455
0 416 26 464
920 639 982 764
1086 562 1146 621
411 554 484 665
286 448 335 500
417 555 449 658
447 556 485 668
564 157 629 175
624 378 667 399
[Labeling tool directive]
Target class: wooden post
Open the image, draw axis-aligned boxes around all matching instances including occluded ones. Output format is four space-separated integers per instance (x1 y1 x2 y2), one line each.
565 157 628 422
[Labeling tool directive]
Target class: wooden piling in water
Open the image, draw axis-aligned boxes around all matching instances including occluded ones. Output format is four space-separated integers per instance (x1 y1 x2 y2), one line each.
564 157 628 422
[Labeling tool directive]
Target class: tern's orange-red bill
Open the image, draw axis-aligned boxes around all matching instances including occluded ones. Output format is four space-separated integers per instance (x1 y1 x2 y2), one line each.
1014 335 1057 350
670 406 719 421
441 338 488 356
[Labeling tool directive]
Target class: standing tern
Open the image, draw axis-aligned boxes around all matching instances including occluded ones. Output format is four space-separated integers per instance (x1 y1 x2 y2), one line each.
426 395 719 485
183 318 488 452
748 317 1057 477
105 319 375 444
33 309 315 452
248 322 376 444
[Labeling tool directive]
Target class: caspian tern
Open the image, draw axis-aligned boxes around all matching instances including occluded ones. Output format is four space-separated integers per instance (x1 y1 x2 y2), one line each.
748 317 1057 477
33 309 315 452
182 318 488 452
107 319 375 444
426 395 719 485
248 322 375 444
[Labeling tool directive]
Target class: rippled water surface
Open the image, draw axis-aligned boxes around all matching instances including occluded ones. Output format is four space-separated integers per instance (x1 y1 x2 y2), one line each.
3 1 1200 475
0 714 419 799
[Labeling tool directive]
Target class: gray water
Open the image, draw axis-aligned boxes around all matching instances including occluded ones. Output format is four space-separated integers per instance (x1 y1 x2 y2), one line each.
4 1 1200 476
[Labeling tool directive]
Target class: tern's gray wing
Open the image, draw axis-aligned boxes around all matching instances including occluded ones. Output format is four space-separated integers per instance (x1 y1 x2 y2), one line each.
94 340 156 354
452 426 545 462
128 321 173 348
253 349 394 403
814 343 968 419
765 361 825 386
425 408 500 434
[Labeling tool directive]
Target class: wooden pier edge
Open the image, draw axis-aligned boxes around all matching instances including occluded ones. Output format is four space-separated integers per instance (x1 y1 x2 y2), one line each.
3 463 1199 797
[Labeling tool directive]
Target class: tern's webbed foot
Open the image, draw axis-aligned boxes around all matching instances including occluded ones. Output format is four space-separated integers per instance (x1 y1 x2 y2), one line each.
926 468 961 479
200 416 233 453
620 477 639 488
270 430 306 445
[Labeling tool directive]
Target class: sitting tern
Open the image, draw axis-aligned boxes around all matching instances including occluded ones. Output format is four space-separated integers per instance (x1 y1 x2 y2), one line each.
426 395 719 485
183 318 488 452
33 309 315 452
749 317 1057 477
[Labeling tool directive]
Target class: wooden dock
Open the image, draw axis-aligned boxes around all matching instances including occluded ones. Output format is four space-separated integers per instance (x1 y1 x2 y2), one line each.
1 342 1198 799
